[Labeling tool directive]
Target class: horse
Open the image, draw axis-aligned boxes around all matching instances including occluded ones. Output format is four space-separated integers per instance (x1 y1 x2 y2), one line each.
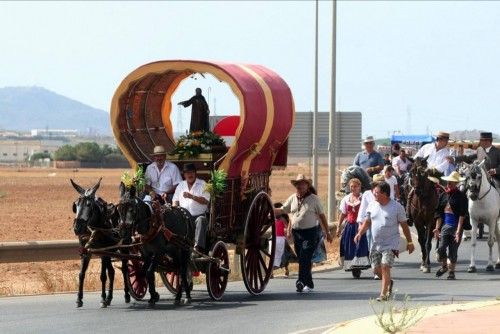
340 165 372 194
461 160 500 272
118 183 195 306
407 160 439 273
70 178 130 308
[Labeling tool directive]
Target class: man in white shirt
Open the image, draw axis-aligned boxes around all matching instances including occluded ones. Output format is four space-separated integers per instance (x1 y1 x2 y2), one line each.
173 163 210 253
392 149 412 176
145 145 183 204
414 131 452 175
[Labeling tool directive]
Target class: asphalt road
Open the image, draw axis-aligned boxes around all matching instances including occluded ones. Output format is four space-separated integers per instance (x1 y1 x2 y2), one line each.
1 232 499 334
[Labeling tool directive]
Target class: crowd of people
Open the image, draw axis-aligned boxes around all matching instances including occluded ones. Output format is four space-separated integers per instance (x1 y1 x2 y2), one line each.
141 128 498 301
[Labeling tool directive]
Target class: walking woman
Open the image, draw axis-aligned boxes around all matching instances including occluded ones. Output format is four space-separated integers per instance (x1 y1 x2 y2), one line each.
337 178 370 273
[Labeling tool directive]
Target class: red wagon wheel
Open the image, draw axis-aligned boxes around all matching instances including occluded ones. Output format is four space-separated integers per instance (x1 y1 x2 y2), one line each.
159 271 179 295
126 259 147 300
240 191 276 295
206 240 230 301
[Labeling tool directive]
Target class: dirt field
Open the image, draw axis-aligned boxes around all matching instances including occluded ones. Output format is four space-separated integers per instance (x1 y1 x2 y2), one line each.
0 165 340 296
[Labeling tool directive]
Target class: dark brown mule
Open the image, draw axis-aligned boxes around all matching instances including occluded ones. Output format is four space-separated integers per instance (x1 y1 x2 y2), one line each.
71 178 130 308
407 159 439 273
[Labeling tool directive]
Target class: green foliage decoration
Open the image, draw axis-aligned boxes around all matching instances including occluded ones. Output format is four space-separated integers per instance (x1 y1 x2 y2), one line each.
204 169 227 197
121 166 146 193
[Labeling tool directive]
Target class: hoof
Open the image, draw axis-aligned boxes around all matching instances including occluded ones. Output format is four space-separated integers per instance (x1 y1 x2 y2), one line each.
495 263 500 270
183 297 192 305
423 267 431 273
124 294 131 304
76 300 83 308
468 266 477 273
486 265 494 272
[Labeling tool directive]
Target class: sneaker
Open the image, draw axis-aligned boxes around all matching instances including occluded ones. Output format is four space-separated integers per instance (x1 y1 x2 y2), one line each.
296 281 304 293
302 286 313 293
373 274 380 280
376 295 388 302
447 271 456 280
436 267 448 277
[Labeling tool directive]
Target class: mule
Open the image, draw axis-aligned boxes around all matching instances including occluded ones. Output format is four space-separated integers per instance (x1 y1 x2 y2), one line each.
71 178 130 308
340 165 372 194
118 183 195 306
461 160 500 272
407 161 439 273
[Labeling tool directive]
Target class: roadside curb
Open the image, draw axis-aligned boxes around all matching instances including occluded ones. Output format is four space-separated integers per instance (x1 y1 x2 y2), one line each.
323 299 500 334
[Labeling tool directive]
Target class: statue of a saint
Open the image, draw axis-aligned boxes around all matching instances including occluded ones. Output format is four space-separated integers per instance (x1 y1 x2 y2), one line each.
178 88 210 132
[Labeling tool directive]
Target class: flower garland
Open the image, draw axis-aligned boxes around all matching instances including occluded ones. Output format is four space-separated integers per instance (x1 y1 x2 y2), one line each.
171 131 225 158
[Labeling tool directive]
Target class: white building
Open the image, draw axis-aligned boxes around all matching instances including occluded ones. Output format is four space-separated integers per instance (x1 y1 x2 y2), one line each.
0 139 64 163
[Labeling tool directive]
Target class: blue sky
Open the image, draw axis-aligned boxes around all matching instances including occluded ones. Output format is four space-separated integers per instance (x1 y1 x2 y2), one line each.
1 1 499 138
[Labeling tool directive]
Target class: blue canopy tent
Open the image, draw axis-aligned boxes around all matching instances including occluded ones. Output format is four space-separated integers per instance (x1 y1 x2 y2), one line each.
390 134 434 146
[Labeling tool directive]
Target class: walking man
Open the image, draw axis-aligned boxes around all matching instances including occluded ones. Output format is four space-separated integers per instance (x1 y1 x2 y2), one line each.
274 174 333 293
354 181 415 301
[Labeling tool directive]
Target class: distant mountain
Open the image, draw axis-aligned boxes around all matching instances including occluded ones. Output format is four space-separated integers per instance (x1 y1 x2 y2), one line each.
0 86 112 135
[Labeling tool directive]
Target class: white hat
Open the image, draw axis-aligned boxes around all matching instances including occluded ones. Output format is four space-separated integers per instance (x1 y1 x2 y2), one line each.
151 145 167 156
290 174 312 187
363 136 375 143
441 171 465 183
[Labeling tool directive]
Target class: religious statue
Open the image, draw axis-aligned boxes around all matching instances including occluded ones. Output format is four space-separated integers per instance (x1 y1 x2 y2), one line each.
178 87 210 132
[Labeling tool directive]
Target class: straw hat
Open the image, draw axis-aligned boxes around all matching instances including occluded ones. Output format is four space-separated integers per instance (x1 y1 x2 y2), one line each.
290 174 312 187
441 171 465 183
151 145 167 156
363 136 375 144
435 131 450 139
372 174 385 183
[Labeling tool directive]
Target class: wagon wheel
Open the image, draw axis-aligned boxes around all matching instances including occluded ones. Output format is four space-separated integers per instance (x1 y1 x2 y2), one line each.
206 240 230 301
240 191 276 295
159 271 179 295
159 270 194 295
126 259 147 300
351 268 361 279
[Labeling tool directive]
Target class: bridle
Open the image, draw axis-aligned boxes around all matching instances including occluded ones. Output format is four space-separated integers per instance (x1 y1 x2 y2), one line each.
467 163 492 201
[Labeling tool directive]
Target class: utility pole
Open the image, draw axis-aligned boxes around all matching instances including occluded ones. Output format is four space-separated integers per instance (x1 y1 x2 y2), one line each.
328 0 337 223
312 0 319 189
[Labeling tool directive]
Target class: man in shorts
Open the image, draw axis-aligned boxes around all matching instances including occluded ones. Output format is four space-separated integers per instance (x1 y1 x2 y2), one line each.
354 181 415 301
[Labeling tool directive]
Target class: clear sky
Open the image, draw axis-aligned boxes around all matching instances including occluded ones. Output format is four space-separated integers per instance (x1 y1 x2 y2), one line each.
1 1 499 138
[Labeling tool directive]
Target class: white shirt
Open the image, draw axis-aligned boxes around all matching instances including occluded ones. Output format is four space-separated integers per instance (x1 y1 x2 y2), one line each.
392 156 412 174
357 189 375 223
385 175 398 200
145 161 182 194
172 178 210 216
414 143 451 173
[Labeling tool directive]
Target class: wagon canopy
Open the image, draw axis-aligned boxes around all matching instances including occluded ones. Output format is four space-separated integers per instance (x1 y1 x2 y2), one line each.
110 60 295 178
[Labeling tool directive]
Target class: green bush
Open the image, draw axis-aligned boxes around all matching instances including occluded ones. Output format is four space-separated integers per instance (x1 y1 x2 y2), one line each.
53 145 77 161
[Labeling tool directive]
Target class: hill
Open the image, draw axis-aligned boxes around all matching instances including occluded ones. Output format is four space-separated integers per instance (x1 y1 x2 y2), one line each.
0 86 112 135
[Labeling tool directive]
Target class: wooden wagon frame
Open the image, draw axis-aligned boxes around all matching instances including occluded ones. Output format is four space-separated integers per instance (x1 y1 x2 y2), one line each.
107 60 295 300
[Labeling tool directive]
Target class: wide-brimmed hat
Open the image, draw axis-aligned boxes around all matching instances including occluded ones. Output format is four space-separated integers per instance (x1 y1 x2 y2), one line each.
435 131 450 139
151 145 167 156
291 174 312 187
480 132 493 140
372 174 385 183
363 136 375 144
182 162 197 173
441 171 465 183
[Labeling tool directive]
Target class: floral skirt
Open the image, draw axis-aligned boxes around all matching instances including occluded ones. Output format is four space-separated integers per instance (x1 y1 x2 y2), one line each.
340 222 370 270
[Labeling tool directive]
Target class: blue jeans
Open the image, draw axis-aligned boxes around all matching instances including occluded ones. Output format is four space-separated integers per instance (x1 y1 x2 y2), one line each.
292 226 320 288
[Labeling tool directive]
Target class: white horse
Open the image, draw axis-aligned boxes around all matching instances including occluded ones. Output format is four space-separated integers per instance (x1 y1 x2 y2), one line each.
462 160 500 272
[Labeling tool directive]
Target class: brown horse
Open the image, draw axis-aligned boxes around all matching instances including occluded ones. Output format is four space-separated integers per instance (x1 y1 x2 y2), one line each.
407 159 439 273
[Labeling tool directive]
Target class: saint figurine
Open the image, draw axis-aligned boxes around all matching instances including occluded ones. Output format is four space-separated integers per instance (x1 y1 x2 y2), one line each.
178 88 210 133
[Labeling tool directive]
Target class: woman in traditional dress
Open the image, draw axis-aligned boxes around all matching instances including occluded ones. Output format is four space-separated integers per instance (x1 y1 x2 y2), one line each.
336 178 370 275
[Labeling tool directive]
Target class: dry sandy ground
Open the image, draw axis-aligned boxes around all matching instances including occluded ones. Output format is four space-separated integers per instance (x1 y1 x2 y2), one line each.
0 165 340 296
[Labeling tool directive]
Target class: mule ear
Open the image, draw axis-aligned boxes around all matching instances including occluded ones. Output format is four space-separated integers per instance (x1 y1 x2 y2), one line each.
89 178 102 197
70 179 85 195
129 185 136 198
422 155 429 163
119 182 127 198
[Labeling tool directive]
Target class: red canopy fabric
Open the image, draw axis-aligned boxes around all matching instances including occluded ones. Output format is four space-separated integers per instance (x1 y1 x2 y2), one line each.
213 116 240 136
110 60 295 178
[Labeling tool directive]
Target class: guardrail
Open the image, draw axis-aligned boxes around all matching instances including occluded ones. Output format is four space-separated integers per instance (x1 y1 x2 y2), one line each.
0 223 337 264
